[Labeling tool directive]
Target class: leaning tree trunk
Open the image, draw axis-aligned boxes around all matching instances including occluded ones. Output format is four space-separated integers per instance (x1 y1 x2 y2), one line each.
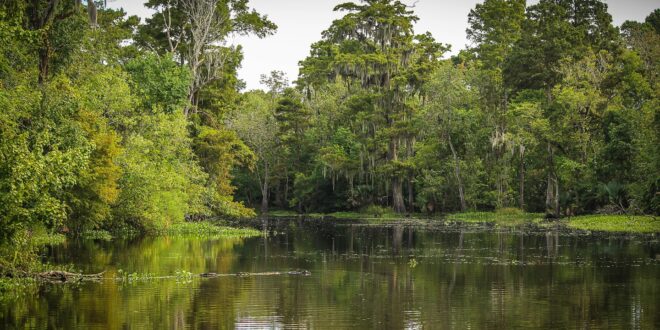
448 133 467 212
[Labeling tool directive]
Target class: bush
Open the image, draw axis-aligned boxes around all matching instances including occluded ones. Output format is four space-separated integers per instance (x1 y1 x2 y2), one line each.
363 204 389 218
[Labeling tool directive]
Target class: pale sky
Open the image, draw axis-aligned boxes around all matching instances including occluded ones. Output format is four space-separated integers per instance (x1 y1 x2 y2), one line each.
107 0 658 90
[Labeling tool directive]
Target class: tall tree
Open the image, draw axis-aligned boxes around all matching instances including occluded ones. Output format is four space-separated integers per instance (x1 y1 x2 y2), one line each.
3 0 102 83
422 62 478 211
504 0 618 217
305 0 442 213
466 0 526 208
229 90 280 214
138 0 277 116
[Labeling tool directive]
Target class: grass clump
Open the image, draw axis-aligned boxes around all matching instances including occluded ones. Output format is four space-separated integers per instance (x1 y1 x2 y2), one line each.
296 207 402 220
361 205 394 218
564 215 659 233
154 221 261 238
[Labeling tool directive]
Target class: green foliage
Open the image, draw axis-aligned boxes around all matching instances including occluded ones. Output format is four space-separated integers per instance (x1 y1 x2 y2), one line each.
0 76 92 240
0 0 658 285
125 54 191 114
113 113 208 232
362 204 390 218
467 0 525 69
154 222 261 238
0 226 66 280
64 71 124 232
193 126 256 218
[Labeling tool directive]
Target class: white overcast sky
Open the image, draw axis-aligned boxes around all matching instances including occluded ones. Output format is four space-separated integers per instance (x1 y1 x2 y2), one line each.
107 0 658 91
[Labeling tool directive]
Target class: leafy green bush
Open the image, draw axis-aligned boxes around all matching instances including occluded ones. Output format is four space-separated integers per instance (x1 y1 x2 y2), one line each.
154 222 261 238
363 205 390 218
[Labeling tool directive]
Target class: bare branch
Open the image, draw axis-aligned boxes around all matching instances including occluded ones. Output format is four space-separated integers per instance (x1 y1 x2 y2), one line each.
180 0 231 116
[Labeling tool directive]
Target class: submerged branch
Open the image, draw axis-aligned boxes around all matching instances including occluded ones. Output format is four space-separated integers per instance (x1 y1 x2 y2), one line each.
2 269 312 283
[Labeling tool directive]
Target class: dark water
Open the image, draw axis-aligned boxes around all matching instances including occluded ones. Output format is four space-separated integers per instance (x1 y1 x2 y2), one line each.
1 218 659 329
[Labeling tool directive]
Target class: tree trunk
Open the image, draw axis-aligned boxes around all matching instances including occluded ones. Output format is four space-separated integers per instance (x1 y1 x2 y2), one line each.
261 163 269 214
545 143 560 218
448 133 467 212
38 46 50 84
392 176 406 213
407 177 414 214
406 137 415 213
518 147 525 211
389 138 406 213
284 166 289 206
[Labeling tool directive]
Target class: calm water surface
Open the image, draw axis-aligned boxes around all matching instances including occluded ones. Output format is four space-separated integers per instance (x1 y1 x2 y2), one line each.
1 218 659 329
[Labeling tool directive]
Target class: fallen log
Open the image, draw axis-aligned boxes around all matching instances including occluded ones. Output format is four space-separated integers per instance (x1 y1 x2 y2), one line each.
3 269 310 283
38 271 105 283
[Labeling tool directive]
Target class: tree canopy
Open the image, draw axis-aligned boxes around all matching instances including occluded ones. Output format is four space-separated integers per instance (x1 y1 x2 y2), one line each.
0 0 658 253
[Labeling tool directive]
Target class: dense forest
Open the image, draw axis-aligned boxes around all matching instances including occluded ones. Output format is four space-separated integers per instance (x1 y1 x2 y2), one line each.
233 0 659 218
0 0 658 251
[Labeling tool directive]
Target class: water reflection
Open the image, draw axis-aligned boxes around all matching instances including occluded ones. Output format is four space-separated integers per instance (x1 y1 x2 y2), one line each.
1 218 658 329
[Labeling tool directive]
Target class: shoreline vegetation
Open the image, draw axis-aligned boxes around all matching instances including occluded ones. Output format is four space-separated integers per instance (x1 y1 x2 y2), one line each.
0 211 655 299
266 209 660 234
0 222 261 289
0 0 658 303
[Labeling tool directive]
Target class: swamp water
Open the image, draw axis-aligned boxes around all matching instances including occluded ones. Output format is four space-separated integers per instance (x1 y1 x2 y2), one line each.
1 218 658 329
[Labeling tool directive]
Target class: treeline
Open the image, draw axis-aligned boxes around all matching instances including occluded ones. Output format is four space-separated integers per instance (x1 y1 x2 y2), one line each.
0 0 658 252
0 0 276 247
231 0 659 217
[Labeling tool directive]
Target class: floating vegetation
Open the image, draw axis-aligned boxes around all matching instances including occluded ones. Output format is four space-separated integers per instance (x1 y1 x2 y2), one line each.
564 215 660 233
117 269 157 283
175 270 194 283
154 222 262 238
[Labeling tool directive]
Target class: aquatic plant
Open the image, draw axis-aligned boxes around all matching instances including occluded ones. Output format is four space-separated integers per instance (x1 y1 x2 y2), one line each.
154 222 261 238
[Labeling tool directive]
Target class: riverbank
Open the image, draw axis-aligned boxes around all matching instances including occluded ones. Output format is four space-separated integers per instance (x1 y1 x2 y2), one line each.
78 222 262 241
266 210 659 234
0 221 261 289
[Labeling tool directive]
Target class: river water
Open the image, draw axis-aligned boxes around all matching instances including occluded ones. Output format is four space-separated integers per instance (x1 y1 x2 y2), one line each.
1 218 659 329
